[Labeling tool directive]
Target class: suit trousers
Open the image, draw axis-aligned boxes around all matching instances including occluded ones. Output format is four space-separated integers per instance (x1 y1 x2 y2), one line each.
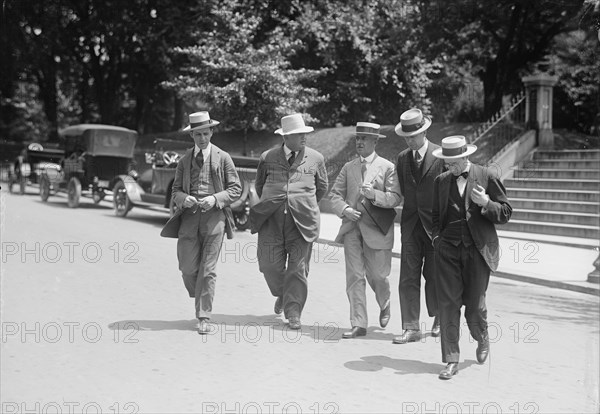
177 208 225 320
435 238 490 363
343 227 391 329
399 222 438 330
257 204 312 319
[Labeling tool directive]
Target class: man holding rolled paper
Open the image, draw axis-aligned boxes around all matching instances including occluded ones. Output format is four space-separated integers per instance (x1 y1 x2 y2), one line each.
329 122 401 339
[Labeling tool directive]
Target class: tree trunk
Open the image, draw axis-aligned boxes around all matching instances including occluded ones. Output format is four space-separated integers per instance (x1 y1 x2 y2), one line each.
37 55 59 142
172 95 184 131
243 127 248 156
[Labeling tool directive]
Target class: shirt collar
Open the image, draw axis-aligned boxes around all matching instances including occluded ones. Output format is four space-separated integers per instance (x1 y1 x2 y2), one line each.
413 139 429 159
194 143 211 160
283 144 293 158
360 151 376 163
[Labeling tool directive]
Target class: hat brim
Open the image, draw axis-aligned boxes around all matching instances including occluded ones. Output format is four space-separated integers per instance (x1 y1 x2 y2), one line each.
394 117 432 137
432 145 477 159
354 132 386 139
274 126 314 135
184 120 220 131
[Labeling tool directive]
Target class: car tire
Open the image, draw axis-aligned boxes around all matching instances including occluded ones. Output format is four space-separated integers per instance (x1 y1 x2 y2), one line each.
67 176 81 208
40 174 51 202
113 180 132 217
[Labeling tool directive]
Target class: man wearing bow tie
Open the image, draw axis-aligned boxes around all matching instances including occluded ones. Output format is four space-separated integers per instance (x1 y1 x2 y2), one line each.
431 135 512 380
329 122 401 338
169 111 241 335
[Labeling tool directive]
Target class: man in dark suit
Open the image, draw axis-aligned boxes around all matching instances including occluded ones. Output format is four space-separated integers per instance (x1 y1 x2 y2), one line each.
431 135 512 380
393 108 445 344
171 111 241 335
250 113 328 330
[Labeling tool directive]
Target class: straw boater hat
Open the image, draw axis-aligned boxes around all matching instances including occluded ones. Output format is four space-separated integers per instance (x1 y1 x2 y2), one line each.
394 108 432 137
275 113 314 135
183 111 220 131
432 135 477 159
354 122 386 138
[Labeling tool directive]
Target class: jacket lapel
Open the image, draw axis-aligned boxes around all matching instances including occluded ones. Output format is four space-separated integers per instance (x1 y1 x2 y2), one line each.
440 173 451 222
421 145 435 177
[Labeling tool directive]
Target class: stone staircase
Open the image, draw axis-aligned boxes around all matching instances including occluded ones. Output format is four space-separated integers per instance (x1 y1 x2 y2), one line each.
501 149 600 241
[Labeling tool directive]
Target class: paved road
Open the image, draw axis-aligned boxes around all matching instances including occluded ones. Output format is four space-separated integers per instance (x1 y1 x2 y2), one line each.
1 188 599 413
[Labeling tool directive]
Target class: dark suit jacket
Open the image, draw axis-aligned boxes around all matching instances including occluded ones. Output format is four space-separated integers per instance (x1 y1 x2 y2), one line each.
432 164 512 271
167 144 241 239
250 145 328 242
397 142 445 242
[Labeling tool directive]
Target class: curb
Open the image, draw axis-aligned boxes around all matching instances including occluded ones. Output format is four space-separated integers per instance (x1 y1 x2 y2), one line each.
315 238 600 297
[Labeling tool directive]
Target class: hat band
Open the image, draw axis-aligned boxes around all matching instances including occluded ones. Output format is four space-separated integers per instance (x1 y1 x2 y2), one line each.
402 119 426 132
190 119 214 128
356 126 380 135
442 146 467 157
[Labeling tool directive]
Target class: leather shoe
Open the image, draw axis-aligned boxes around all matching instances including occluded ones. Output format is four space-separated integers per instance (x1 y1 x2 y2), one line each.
438 363 459 380
392 329 421 344
431 316 440 337
288 317 301 330
476 339 490 364
197 318 210 335
274 296 283 315
379 305 391 328
342 326 367 339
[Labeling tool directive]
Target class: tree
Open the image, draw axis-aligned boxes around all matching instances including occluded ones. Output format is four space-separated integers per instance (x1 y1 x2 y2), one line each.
165 0 326 155
416 0 586 118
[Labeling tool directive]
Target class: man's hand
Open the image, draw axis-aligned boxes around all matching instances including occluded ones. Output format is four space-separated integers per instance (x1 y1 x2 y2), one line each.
343 207 361 222
471 184 490 207
360 183 375 200
183 195 197 209
198 195 216 211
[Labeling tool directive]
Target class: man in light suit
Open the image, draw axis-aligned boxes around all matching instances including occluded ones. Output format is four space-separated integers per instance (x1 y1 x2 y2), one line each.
171 111 241 334
250 113 328 330
329 122 401 338
393 108 445 344
431 135 512 380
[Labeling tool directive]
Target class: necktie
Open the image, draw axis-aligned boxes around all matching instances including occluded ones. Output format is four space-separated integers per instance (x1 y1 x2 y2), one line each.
288 151 296 166
361 159 367 180
414 151 422 167
196 150 204 169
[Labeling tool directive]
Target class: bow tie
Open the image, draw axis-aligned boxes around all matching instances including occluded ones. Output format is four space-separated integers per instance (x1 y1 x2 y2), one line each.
458 171 468 179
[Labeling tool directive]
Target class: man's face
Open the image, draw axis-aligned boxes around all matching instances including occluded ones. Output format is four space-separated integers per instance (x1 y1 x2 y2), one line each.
355 135 378 158
403 131 426 151
283 133 306 152
190 127 213 150
444 156 469 176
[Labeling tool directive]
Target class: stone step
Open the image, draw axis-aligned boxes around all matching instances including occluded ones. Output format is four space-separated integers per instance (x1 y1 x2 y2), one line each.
511 208 600 226
501 219 600 239
510 198 600 214
506 188 600 202
513 168 600 180
504 178 600 191
518 159 600 170
533 149 600 160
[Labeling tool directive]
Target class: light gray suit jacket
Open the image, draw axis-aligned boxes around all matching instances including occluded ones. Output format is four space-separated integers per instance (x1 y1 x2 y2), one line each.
329 153 401 249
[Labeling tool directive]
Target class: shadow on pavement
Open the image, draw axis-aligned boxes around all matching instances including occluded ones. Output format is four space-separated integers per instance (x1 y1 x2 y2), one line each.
344 355 478 376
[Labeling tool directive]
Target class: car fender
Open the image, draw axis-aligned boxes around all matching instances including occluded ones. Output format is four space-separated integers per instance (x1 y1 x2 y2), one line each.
115 174 144 204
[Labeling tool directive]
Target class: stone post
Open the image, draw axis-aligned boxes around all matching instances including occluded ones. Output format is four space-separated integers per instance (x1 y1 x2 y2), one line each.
522 73 559 149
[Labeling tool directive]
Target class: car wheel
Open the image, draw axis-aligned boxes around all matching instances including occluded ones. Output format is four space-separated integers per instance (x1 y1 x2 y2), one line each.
67 177 81 208
233 206 251 231
113 180 132 217
40 174 51 202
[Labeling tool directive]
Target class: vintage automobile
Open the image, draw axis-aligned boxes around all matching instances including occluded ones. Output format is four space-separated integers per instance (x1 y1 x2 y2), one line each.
38 124 138 208
8 142 64 195
112 138 259 231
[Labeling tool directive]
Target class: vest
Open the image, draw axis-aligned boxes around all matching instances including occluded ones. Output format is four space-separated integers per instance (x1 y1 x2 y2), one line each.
442 178 474 246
